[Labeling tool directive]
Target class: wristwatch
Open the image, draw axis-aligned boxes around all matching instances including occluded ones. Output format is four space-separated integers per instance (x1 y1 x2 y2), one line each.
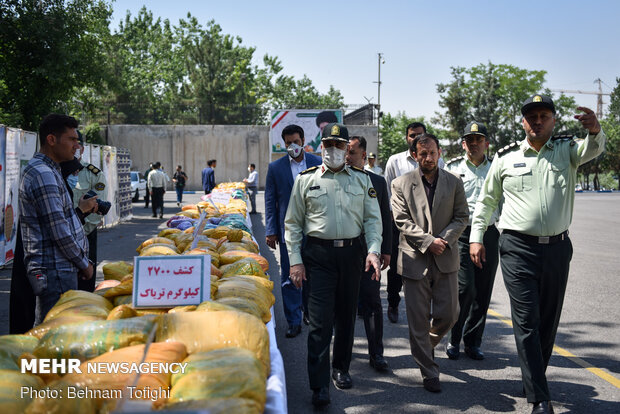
370 251 380 258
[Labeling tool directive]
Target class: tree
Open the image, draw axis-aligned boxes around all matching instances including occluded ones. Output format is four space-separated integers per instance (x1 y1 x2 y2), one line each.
378 112 439 164
599 78 620 190
0 0 112 130
435 62 577 150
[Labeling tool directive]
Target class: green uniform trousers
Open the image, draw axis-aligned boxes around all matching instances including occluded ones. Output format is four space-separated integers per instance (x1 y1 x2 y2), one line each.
448 225 499 348
500 231 572 403
303 237 364 390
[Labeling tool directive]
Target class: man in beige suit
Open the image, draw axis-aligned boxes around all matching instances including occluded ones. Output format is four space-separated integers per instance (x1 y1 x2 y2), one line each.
391 133 469 393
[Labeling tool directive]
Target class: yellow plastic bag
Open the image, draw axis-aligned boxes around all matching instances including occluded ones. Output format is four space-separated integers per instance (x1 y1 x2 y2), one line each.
217 241 259 254
195 301 237 313
219 251 269 271
27 314 105 339
136 237 176 253
220 274 274 291
102 278 133 299
34 316 157 361
106 305 138 320
156 311 270 375
214 297 267 323
219 258 267 278
102 261 133 281
169 348 265 409
24 380 97 414
0 370 45 414
114 295 132 306
44 290 113 321
139 244 179 256
215 278 275 309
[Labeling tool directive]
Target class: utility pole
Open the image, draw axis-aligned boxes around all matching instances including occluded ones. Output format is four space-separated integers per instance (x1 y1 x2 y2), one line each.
373 53 385 143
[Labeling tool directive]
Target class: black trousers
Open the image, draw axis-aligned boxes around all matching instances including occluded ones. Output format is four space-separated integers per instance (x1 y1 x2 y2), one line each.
144 185 150 207
500 231 572 403
359 266 384 357
303 238 364 389
387 220 402 308
448 225 499 348
9 225 35 334
151 187 165 216
78 228 97 292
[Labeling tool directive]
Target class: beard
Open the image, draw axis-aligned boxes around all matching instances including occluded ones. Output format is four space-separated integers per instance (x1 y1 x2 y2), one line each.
419 162 437 175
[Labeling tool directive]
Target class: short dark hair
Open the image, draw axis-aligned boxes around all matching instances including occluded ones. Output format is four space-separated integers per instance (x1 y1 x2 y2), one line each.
250 163 255 169
349 136 367 151
411 133 440 153
177 165 182 169
315 111 338 127
406 122 426 135
153 161 161 169
282 124 304 140
38 114 78 147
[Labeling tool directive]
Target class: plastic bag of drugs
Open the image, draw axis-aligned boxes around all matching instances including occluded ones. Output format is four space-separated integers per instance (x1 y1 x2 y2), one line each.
24 380 97 414
219 251 269 271
106 305 138 320
168 348 265 409
214 297 266 322
156 311 270 375
102 261 134 281
44 290 113 321
34 316 157 361
0 370 45 413
219 258 267 279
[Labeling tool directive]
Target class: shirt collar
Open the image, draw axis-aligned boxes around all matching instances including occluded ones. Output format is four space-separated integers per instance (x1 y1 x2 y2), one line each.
320 164 351 176
289 153 306 164
465 155 490 168
35 152 61 172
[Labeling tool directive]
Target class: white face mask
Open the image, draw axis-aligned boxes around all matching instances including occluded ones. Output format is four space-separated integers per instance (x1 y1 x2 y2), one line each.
287 143 303 158
322 146 346 170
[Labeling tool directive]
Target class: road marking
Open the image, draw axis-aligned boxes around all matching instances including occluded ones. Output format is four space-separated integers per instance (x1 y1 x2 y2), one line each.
487 309 620 389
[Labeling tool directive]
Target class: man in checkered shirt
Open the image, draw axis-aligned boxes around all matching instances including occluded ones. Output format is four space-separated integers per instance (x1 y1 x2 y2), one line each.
19 114 97 325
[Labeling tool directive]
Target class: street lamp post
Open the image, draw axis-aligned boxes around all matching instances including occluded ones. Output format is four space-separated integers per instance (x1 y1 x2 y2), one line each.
373 53 385 146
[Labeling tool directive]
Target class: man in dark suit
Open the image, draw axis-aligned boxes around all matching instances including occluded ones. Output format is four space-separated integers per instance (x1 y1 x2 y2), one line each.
265 124 322 338
346 136 392 371
391 133 469 393
201 159 216 194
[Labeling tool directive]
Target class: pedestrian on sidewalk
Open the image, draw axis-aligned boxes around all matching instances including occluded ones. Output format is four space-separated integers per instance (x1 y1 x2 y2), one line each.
243 163 258 214
173 165 188 206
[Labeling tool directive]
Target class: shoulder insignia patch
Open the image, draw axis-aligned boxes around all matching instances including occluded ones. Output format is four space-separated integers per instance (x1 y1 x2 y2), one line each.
446 155 464 165
551 134 573 141
94 182 105 191
496 142 519 157
300 166 318 175
351 165 368 174
368 187 377 198
86 164 101 175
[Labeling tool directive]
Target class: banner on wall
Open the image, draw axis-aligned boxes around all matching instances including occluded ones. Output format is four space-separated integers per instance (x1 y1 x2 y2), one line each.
0 127 5 265
270 109 343 154
3 128 22 262
101 146 119 227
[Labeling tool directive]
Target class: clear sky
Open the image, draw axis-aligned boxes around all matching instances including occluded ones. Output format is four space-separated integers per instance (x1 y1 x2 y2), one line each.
110 0 619 121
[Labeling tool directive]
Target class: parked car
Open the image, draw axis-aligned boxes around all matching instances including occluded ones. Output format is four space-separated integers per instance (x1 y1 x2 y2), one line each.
575 184 583 193
131 171 147 202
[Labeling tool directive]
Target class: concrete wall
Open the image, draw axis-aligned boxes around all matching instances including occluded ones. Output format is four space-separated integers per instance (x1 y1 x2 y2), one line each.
107 125 378 191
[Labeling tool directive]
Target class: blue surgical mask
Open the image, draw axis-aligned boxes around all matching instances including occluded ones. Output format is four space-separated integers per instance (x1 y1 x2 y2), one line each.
67 174 78 188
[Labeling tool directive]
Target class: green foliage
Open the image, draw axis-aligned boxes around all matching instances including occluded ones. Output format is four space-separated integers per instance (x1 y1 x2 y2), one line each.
83 123 105 145
378 113 440 164
434 62 577 149
0 0 113 130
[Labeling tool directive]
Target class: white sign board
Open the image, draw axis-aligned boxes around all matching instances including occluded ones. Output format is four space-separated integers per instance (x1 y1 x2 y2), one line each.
209 191 232 205
133 255 211 308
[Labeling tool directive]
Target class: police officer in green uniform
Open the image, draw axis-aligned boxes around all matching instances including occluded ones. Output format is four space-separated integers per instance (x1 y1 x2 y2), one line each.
285 123 382 408
72 133 107 292
470 95 605 414
445 121 500 361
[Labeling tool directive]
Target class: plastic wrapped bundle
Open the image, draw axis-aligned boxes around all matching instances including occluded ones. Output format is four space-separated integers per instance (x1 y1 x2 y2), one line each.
156 311 270 376
0 370 45 413
0 335 39 362
195 300 238 313
168 348 265 409
102 261 133 281
63 342 187 409
24 380 97 414
219 257 266 278
44 290 113 321
136 237 176 253
106 305 138 320
214 297 266 322
102 278 133 299
27 314 106 339
34 316 157 361
219 251 269 271
220 274 274 292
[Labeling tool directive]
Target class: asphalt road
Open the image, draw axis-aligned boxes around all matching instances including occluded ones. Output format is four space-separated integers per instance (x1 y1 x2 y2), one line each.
0 191 618 413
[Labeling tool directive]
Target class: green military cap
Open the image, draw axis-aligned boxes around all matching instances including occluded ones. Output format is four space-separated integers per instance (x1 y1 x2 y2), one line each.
462 121 488 139
521 94 555 115
321 123 349 142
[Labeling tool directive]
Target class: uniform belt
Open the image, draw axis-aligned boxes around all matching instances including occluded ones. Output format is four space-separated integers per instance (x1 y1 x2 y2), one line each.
503 229 568 245
307 236 361 248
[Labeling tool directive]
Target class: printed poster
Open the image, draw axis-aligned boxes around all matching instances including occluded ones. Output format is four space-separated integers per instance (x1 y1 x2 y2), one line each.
270 109 343 154
3 128 20 262
0 127 5 264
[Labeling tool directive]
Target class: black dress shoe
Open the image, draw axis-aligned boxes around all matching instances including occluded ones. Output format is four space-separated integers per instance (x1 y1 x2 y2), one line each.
331 369 352 389
369 355 389 372
312 387 330 407
464 346 484 360
285 325 301 338
387 306 398 323
531 400 554 414
152 214 157 217
302 312 310 326
446 343 460 360
423 377 441 393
